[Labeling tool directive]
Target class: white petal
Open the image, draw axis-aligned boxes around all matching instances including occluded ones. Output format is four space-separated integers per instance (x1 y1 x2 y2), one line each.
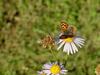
71 42 78 53
76 39 84 44
74 41 82 48
75 37 85 42
59 63 63 68
37 71 42 75
75 37 85 40
43 70 51 75
57 39 63 44
69 43 74 54
75 40 84 45
61 70 67 74
75 39 84 46
77 41 84 46
63 43 69 54
57 41 65 50
77 38 84 40
43 64 51 69
64 43 73 54
74 38 84 48
79 38 85 41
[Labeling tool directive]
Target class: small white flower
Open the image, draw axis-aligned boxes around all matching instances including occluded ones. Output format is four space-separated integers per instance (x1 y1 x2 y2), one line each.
42 62 67 75
56 36 85 55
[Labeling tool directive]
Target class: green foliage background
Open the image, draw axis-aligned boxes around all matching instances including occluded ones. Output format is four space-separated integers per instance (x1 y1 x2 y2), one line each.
0 0 100 75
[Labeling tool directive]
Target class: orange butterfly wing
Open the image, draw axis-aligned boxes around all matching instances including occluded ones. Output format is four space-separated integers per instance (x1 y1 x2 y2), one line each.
60 22 69 32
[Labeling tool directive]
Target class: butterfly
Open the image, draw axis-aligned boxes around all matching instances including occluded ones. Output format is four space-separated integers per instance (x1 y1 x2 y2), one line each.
59 22 77 39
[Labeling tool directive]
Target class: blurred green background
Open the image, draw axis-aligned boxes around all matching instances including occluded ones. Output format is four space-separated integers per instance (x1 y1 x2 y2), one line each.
0 0 100 75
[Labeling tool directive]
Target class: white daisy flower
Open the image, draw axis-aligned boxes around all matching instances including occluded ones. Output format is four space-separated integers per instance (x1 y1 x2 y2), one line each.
38 70 46 75
56 36 85 55
42 62 67 75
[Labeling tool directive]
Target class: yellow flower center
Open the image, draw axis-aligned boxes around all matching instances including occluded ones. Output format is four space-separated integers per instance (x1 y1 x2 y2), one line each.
50 64 61 74
64 37 73 42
